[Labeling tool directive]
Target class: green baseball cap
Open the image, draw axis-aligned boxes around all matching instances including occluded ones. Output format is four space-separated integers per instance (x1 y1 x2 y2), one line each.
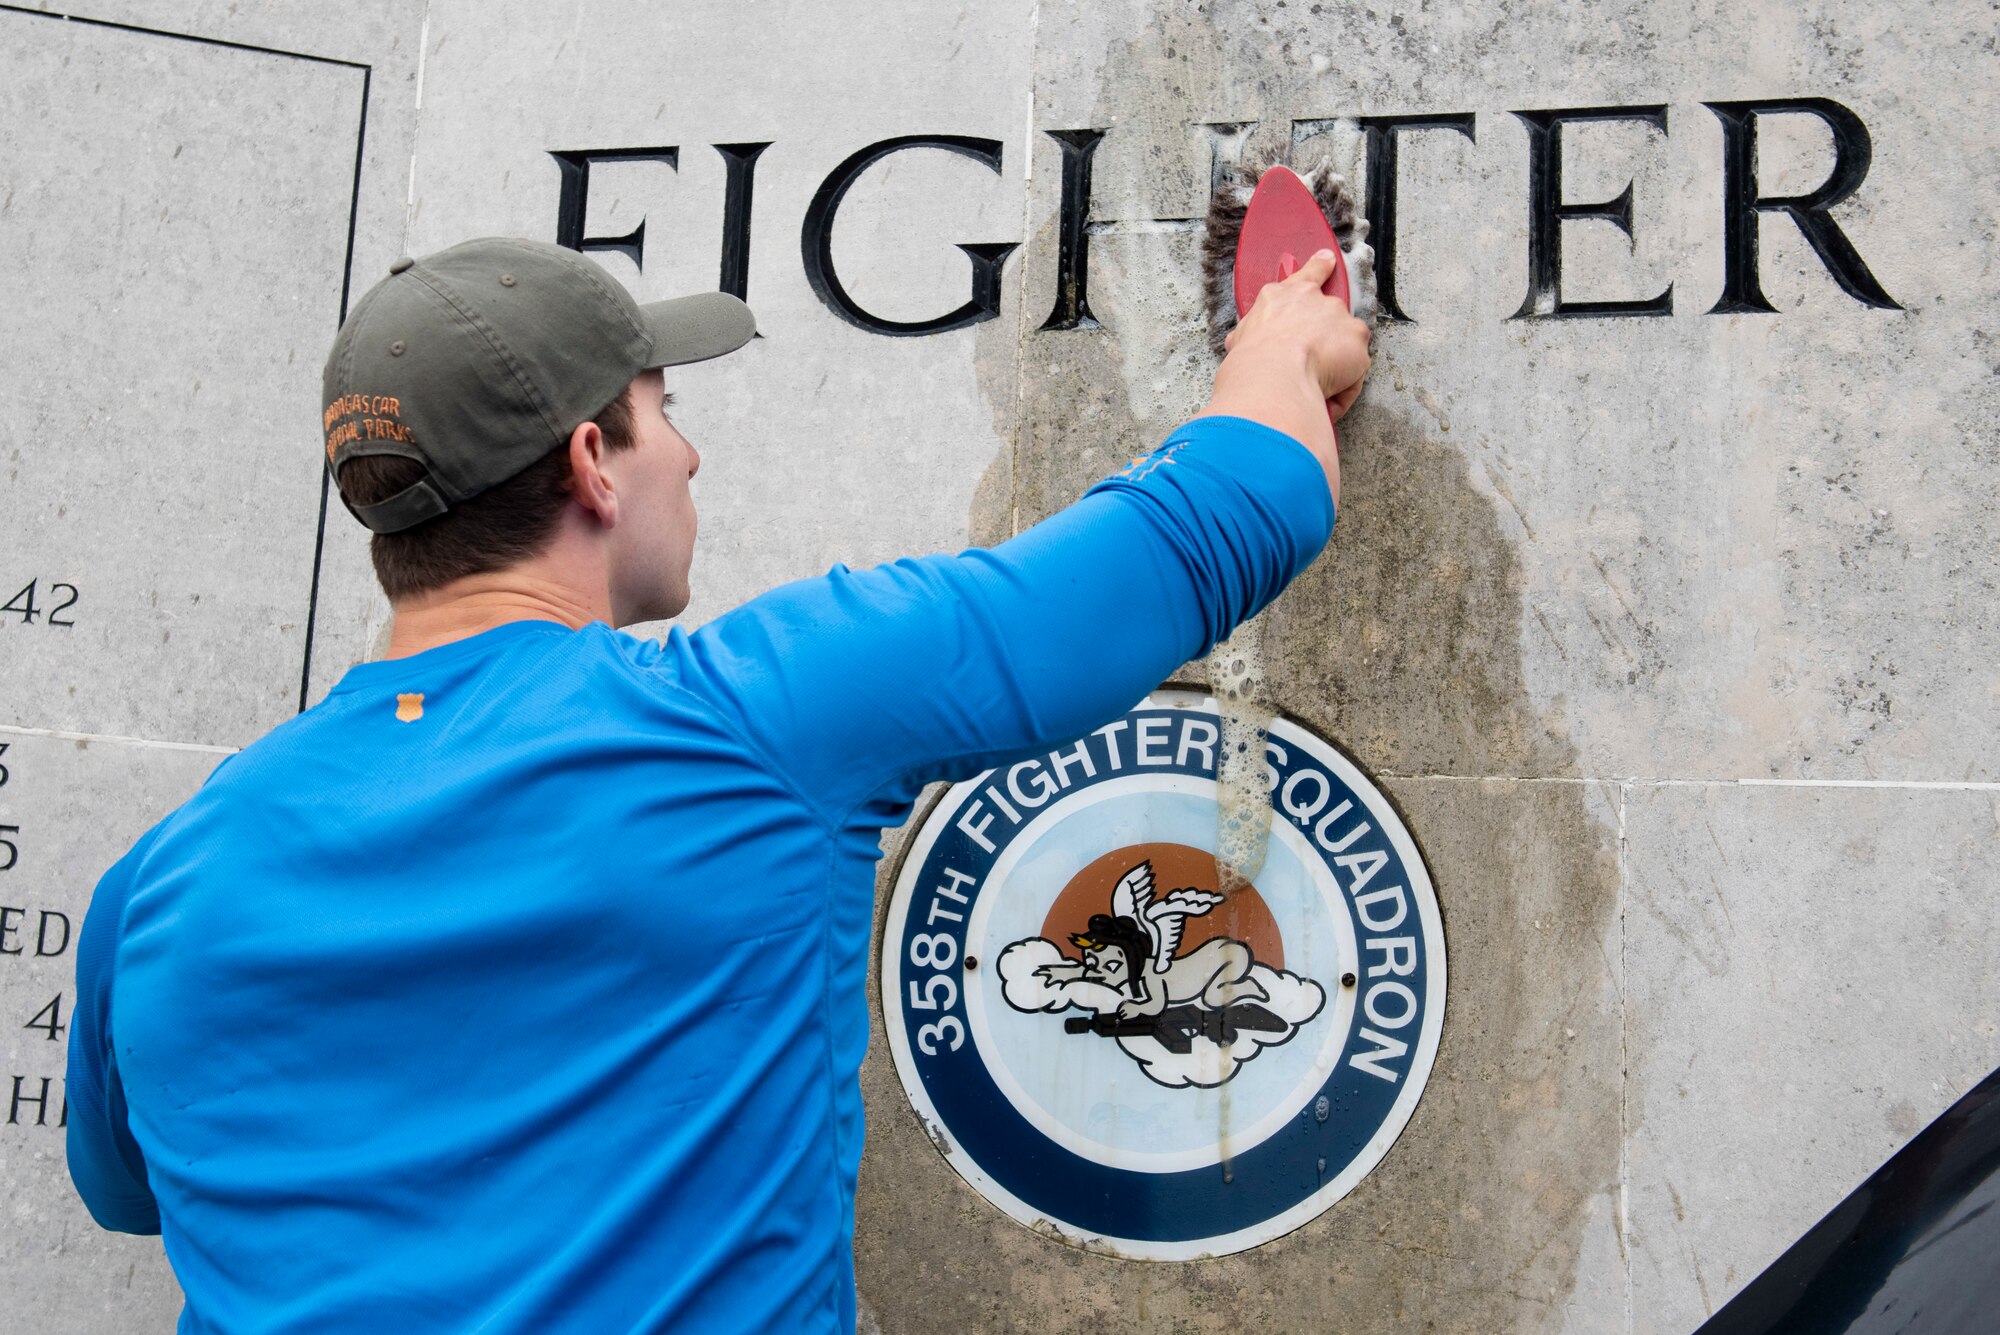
321 236 755 534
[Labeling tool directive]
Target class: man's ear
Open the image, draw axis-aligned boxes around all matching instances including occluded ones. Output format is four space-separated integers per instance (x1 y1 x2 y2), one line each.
566 419 618 528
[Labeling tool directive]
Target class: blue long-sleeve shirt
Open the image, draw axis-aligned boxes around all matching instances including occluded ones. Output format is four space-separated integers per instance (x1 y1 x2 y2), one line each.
67 415 1333 1334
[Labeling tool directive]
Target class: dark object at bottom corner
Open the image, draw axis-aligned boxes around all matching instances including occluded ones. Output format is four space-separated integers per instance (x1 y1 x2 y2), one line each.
1693 1062 2000 1335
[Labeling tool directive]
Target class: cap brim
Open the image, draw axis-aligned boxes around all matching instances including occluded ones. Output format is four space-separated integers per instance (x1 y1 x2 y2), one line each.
638 292 756 368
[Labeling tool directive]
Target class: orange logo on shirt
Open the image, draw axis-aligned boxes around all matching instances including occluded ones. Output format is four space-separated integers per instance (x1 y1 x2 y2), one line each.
395 693 424 722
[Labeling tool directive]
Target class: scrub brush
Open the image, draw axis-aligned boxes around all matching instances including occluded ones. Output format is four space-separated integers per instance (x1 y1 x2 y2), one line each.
1201 150 1378 437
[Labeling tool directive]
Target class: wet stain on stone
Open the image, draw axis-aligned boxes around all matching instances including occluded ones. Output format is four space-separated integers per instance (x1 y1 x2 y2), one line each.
857 6 1623 1333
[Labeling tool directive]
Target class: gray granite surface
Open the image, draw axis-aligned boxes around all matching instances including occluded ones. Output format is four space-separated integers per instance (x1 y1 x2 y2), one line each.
4 1 1996 1331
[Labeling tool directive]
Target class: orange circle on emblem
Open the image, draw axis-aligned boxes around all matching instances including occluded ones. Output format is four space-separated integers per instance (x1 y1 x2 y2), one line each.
1037 841 1284 971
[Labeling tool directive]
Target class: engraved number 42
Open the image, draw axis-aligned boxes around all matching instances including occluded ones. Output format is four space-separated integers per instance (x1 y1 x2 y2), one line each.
1 579 78 627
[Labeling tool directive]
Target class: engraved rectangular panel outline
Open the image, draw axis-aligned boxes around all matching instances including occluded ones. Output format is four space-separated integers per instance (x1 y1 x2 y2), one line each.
0 5 368 746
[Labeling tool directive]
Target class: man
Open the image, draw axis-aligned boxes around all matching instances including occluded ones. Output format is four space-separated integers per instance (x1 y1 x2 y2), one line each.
67 235 1369 1332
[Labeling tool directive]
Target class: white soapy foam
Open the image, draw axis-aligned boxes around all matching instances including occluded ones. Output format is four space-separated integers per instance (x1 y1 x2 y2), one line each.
1210 618 1276 899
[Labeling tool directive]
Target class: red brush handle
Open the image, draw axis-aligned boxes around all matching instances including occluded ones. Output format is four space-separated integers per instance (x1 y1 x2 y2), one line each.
1236 167 1353 452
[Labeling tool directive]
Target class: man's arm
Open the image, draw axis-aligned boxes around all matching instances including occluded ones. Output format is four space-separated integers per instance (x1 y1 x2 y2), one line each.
671 252 1369 827
66 834 162 1234
1199 248 1369 510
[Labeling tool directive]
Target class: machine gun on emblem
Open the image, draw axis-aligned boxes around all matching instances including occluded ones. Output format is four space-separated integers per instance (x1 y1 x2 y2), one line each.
1063 1001 1289 1055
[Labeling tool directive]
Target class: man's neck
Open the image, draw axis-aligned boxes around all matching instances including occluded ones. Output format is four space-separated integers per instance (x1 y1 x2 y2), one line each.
382 578 608 661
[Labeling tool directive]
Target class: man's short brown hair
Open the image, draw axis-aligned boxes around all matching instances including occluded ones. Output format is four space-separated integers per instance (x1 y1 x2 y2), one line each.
337 387 638 601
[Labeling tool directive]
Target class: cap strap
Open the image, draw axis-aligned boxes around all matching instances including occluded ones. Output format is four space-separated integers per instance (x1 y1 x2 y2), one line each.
340 475 450 534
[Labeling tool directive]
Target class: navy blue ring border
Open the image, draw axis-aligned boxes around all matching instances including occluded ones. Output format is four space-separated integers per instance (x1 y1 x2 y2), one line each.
875 684 1449 1256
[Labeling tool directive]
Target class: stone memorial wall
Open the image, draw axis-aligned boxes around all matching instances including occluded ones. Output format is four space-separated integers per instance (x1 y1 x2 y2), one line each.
2 2 1996 1331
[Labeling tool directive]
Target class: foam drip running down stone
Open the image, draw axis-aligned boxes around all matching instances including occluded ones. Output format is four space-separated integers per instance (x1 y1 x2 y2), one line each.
1210 619 1276 899
1209 620 1277 1182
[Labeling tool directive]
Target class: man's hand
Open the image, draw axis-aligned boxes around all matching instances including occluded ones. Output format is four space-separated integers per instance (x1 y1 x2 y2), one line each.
1224 250 1373 419
1198 248 1371 508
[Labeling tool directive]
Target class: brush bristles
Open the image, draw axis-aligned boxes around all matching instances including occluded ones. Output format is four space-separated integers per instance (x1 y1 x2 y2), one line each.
1200 175 1253 356
1201 148 1377 356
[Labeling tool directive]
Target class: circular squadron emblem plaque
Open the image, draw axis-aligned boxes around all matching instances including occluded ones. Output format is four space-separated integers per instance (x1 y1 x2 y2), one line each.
882 690 1446 1258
